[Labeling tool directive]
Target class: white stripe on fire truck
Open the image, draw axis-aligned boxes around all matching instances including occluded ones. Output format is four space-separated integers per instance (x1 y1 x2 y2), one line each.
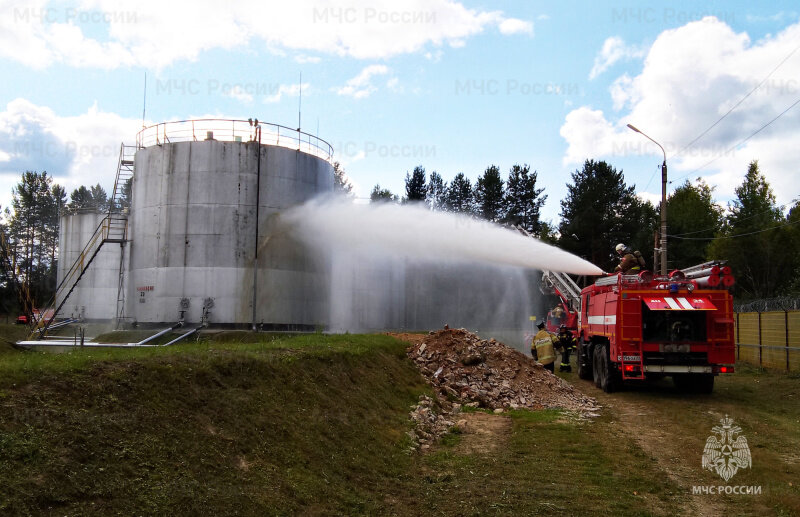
677 297 694 310
664 297 681 310
587 315 617 325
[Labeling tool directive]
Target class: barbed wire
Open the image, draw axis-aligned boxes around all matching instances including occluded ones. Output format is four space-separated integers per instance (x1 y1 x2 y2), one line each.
735 297 800 312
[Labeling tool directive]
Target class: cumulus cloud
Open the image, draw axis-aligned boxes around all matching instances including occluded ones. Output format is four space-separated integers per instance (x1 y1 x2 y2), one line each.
562 17 800 208
0 0 533 69
264 83 307 104
589 36 646 79
334 65 390 99
0 99 142 209
225 85 254 103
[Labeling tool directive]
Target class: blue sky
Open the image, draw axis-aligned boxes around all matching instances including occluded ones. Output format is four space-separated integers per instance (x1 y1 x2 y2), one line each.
1 1 798 224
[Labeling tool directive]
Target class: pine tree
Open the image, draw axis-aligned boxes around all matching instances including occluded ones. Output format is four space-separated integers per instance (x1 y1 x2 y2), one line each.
503 164 547 234
404 165 427 204
333 161 354 197
557 160 652 271
708 161 789 299
426 171 447 211
370 184 398 203
474 165 504 222
445 173 474 214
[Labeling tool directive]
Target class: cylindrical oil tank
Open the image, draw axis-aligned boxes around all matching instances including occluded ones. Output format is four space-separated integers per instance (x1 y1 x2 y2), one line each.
56 211 122 321
126 138 333 326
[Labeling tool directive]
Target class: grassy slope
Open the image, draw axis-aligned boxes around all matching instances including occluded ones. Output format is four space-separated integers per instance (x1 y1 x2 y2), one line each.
0 333 795 515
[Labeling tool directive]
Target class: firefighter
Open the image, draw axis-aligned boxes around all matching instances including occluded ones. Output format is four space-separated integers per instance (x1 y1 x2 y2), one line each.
555 324 576 372
614 243 646 274
531 321 557 373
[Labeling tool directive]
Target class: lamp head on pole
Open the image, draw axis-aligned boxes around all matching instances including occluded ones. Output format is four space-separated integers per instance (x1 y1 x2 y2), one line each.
626 123 641 133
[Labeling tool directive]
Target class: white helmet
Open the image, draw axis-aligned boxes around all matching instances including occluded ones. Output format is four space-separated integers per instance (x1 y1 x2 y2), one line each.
615 243 626 253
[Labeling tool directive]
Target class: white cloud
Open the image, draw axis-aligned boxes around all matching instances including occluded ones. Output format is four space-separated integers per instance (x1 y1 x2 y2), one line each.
0 0 533 69
589 36 646 79
561 17 800 209
264 83 308 104
225 85 253 103
498 18 533 35
0 98 142 211
334 65 390 99
294 55 321 64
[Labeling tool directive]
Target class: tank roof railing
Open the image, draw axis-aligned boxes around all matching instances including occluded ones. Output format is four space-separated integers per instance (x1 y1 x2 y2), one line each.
136 119 334 162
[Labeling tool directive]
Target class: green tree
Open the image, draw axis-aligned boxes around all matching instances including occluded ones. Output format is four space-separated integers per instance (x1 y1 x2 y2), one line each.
8 171 62 305
708 161 790 299
445 173 474 214
69 184 108 211
370 184 398 203
474 165 504 222
503 164 547 234
665 179 723 269
784 201 800 296
333 162 354 197
557 160 653 272
426 171 447 211
404 165 427 204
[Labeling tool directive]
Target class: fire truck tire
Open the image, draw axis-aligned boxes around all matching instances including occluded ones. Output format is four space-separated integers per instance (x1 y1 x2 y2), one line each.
594 344 619 393
592 344 603 388
577 339 592 380
694 374 714 394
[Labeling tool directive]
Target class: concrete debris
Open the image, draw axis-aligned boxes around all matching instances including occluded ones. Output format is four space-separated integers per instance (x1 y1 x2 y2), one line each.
407 395 456 452
407 327 601 415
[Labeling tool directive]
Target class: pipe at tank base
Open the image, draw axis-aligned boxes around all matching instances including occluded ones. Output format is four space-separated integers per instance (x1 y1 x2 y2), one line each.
15 322 186 348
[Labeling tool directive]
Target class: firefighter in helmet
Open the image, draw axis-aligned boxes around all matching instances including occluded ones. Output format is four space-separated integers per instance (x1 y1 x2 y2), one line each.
531 321 557 373
614 243 646 274
555 324 576 372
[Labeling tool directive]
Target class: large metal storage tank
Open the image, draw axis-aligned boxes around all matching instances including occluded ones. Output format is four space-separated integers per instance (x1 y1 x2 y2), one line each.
126 122 333 326
56 211 121 321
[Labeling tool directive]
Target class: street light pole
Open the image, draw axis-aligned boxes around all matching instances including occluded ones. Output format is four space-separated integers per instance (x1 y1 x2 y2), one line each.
627 123 668 276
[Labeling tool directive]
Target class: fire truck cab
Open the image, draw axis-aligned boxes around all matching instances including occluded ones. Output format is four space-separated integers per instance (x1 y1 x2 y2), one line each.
576 267 736 393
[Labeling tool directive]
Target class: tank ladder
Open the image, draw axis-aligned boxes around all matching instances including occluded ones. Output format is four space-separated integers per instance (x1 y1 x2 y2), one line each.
30 144 134 339
110 144 135 327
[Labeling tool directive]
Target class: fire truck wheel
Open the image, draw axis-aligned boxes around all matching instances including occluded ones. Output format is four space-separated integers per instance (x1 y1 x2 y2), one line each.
694 374 714 394
577 339 592 380
592 345 603 388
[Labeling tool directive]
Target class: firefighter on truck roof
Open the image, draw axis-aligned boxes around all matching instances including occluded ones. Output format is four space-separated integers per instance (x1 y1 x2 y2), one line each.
614 243 646 274
531 321 557 373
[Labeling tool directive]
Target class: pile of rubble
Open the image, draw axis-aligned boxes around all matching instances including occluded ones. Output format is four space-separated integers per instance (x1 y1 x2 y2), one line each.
407 327 600 415
406 395 462 451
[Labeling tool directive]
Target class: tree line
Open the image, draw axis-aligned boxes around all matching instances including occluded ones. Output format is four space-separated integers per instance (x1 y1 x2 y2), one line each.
336 159 800 300
0 171 117 312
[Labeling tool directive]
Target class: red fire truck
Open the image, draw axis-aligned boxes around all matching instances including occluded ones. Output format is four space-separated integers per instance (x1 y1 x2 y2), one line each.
574 262 736 393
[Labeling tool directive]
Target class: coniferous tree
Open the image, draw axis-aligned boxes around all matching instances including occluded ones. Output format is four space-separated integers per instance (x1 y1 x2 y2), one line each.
370 184 398 203
404 165 427 204
557 160 653 271
445 173 474 214
426 171 447 211
708 161 789 299
474 165 504 222
503 164 547 234
333 161 354 197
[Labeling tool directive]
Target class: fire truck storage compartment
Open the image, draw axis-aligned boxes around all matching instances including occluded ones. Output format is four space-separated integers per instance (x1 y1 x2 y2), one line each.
642 304 708 343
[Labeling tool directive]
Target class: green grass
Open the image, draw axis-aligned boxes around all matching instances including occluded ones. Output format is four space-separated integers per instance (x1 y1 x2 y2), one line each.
0 332 796 515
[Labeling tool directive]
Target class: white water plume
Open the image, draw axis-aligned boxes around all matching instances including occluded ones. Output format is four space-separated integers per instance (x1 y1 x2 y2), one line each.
281 197 602 276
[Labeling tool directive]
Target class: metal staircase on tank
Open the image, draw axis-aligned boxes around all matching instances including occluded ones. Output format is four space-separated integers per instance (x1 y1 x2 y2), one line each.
30 143 134 339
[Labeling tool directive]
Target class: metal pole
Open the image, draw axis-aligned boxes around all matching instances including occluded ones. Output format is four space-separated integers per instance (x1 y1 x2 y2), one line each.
660 159 668 276
627 124 667 276
252 124 262 331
